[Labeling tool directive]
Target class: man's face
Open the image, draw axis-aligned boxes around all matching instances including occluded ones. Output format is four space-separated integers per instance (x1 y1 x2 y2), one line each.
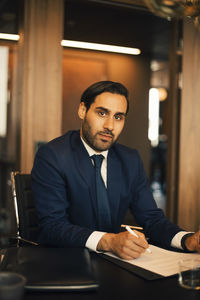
78 92 127 152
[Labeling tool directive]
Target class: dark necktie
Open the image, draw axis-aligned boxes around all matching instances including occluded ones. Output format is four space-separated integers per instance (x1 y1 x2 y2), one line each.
91 154 112 231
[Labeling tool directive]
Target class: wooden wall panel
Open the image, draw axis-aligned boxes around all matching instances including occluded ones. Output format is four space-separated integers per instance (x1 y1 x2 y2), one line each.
178 18 200 231
166 20 182 223
62 54 108 132
19 0 63 173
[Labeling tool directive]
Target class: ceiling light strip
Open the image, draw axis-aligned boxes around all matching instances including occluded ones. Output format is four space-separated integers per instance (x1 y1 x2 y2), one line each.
0 34 141 56
0 33 19 41
61 40 141 55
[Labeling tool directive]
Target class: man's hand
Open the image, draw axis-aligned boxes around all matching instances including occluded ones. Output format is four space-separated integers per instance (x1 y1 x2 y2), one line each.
97 230 149 260
185 230 200 252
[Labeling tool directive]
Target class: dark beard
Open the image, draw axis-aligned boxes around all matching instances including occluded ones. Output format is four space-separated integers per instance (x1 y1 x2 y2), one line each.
81 119 115 152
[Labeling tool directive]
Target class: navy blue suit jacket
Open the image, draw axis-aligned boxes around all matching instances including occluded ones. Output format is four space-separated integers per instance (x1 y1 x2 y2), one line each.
31 130 182 248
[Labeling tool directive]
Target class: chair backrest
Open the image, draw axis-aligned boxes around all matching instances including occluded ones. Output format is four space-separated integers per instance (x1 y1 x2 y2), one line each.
11 171 39 245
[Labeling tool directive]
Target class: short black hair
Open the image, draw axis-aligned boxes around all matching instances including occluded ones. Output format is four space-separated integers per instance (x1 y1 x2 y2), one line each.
80 80 129 114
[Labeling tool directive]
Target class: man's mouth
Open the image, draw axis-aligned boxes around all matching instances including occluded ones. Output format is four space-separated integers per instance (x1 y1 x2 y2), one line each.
98 132 113 141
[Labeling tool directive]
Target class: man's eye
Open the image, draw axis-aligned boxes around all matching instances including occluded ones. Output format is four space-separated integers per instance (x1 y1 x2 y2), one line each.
98 111 106 116
115 115 123 120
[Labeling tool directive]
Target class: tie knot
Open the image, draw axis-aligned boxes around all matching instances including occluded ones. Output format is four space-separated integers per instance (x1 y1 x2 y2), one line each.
91 154 104 168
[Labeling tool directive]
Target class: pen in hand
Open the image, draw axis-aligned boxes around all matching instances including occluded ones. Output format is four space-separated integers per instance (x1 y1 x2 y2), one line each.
125 225 152 254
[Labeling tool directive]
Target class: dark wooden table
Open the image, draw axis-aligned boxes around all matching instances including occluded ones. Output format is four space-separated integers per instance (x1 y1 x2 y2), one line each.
22 252 200 300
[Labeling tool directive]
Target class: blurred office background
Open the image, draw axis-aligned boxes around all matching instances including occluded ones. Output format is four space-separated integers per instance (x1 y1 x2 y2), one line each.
0 0 200 234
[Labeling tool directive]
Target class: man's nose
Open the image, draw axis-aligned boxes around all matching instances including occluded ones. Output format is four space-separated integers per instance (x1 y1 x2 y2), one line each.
104 117 114 131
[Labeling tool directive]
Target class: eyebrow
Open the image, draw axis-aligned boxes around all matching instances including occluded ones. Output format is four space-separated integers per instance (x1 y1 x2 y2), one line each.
95 106 126 116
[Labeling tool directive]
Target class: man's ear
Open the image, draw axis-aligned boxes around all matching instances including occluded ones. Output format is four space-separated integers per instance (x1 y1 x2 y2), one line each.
78 102 87 120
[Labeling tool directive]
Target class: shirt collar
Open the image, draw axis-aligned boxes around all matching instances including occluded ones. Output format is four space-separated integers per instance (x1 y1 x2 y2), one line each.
80 136 108 159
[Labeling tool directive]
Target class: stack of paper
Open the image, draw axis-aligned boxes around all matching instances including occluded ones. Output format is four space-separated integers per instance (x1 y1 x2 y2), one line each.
104 245 200 277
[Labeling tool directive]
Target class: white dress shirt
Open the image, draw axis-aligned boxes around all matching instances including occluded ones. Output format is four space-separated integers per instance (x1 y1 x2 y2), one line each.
80 137 189 252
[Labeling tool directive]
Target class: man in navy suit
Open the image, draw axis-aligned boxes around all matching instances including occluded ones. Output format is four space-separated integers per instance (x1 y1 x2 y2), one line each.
31 81 200 260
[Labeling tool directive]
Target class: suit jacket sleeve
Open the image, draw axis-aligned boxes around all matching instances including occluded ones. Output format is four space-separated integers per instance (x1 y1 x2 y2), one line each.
129 150 183 249
31 143 93 247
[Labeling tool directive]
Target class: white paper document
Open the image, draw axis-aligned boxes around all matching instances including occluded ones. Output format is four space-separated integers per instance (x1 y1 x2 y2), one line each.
104 245 200 277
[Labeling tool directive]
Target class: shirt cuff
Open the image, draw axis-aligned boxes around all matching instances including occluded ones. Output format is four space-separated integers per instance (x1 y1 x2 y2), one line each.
85 231 107 252
171 231 194 249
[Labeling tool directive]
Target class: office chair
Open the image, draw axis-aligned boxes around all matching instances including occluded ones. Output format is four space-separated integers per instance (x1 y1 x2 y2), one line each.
10 171 39 246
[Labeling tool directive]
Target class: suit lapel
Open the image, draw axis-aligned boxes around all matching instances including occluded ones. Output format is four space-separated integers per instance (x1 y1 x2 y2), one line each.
107 149 122 231
71 132 98 220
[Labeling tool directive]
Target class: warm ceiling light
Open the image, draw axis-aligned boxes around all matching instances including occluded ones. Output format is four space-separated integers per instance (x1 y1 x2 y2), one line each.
158 87 168 101
61 40 141 55
0 33 19 41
